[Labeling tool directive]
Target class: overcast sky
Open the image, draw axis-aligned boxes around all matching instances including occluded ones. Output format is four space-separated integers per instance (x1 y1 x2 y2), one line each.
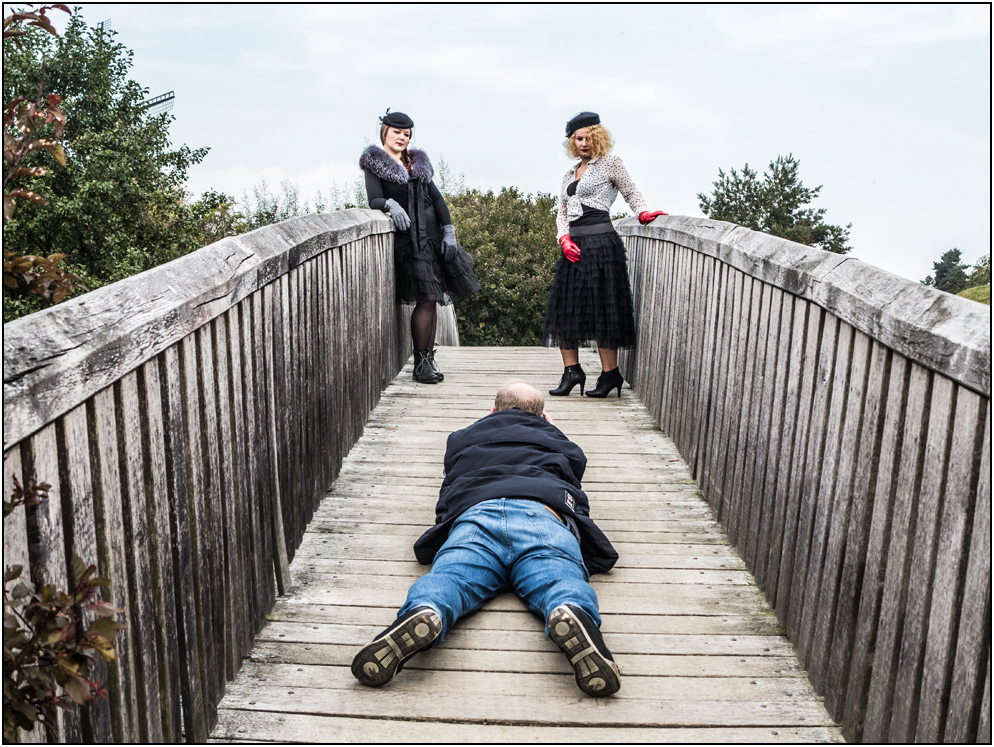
68 3 991 285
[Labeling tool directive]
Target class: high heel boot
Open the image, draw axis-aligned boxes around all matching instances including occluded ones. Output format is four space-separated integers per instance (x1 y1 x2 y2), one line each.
585 368 623 398
413 350 440 383
549 364 586 396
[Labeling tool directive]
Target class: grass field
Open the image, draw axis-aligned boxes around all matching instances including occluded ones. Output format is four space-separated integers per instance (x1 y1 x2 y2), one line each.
957 284 991 305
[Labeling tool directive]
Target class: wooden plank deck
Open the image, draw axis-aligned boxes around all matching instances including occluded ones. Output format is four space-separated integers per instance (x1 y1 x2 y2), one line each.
210 347 843 743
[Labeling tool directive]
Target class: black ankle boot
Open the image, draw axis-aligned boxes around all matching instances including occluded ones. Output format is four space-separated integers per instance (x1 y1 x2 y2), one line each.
549 364 586 396
427 348 443 381
413 350 440 383
585 368 623 398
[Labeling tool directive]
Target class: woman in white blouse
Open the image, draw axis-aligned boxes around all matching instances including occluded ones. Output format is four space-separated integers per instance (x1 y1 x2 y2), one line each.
544 112 666 398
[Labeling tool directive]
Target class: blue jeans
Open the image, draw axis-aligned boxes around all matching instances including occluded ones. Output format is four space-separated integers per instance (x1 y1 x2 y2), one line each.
398 498 601 640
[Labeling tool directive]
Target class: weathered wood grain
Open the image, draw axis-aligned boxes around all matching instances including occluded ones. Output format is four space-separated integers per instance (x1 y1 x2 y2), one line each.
692 255 722 478
714 268 746 524
753 289 793 590
916 387 985 742
616 216 990 396
815 334 868 696
3 211 397 447
228 304 259 646
795 320 853 667
821 339 888 722
681 247 707 473
699 260 730 508
138 359 183 740
2 446 29 587
58 404 109 741
620 222 990 744
887 374 955 742
2 214 419 743
116 372 166 742
262 284 291 595
212 347 839 742
235 301 266 632
942 406 991 743
210 709 838 743
4 213 988 743
728 278 764 557
181 333 223 733
725 276 759 544
160 345 211 743
211 315 244 679
770 301 819 611
861 363 932 742
89 388 139 741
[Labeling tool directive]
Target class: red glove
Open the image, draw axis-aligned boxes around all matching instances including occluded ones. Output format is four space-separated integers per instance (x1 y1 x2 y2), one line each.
638 210 668 224
559 235 581 263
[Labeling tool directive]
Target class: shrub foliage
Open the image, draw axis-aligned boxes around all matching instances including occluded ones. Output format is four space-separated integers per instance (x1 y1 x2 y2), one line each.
447 187 559 346
3 475 123 741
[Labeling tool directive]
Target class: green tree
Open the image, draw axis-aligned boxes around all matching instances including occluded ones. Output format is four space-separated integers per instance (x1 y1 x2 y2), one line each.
3 13 208 320
447 187 558 346
187 189 247 247
698 154 852 254
921 248 971 294
967 254 991 287
2 4 86 313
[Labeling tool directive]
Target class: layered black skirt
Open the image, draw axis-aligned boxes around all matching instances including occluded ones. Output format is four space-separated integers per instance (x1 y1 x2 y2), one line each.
394 230 480 306
542 226 636 350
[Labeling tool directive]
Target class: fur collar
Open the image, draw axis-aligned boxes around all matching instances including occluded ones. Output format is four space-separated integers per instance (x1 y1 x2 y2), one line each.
359 145 433 184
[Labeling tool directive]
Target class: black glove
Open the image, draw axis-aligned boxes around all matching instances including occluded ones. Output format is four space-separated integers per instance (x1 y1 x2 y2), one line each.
440 224 458 262
384 198 410 231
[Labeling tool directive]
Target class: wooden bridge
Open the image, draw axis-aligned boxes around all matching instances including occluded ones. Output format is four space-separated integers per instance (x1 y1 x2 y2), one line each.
3 211 990 743
211 346 841 742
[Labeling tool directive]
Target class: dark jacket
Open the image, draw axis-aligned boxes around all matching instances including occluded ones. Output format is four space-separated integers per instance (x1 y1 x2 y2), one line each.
360 145 451 248
413 408 619 574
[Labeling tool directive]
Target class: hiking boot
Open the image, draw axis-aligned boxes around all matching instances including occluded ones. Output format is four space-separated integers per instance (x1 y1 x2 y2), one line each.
351 606 442 687
547 603 621 697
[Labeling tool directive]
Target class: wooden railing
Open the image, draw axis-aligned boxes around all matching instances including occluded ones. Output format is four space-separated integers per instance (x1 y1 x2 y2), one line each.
2 210 457 742
618 216 991 744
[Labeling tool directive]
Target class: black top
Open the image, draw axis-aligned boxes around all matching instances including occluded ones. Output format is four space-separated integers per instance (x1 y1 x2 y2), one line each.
412 408 619 574
365 170 452 226
566 179 611 227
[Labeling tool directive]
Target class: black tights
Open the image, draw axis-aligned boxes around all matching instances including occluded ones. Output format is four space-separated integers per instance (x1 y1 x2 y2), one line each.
411 299 437 352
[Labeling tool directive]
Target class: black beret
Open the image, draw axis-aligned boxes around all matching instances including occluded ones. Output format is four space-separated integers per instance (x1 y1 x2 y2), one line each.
566 111 600 137
379 108 414 129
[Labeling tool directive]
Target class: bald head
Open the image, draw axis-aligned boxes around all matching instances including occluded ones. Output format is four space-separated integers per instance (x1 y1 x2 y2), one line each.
494 380 545 417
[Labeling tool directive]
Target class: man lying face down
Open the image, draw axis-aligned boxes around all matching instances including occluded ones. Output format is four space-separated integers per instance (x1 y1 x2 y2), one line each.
351 379 621 696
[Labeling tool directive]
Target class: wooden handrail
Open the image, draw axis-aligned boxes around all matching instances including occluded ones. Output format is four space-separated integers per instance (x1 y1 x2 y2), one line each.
2 210 456 742
618 215 991 743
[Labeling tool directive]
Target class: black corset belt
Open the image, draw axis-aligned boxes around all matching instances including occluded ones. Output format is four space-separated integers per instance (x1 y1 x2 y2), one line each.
569 222 617 237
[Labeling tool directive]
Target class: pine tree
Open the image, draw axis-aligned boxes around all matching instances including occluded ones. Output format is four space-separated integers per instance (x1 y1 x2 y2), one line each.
921 248 971 294
698 154 852 254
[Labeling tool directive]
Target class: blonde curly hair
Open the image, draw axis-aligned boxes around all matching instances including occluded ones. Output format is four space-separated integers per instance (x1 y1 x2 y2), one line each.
566 123 613 159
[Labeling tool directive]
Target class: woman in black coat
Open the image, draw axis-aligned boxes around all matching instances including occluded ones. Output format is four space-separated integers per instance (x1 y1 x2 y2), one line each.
360 110 480 383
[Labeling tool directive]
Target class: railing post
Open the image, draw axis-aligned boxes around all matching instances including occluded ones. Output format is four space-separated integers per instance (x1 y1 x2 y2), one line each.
2 210 419 742
618 215 991 743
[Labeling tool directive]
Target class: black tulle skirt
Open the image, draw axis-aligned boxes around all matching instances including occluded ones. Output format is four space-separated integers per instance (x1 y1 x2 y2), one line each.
394 231 481 306
542 228 636 349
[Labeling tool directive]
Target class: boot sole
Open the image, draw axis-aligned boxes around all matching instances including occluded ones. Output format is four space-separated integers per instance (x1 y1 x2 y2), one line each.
351 608 442 687
547 605 621 697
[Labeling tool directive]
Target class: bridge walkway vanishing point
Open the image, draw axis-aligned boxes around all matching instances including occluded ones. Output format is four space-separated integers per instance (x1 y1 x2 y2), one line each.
210 347 843 743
